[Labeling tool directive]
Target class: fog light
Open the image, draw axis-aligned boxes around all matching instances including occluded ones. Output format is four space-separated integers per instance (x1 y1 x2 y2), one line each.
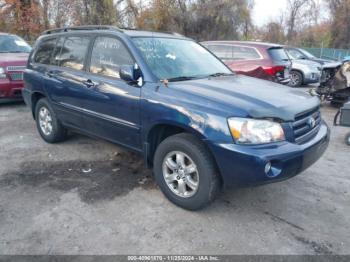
264 162 272 174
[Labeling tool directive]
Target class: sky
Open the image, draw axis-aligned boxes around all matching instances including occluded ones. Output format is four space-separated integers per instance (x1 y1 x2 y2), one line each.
252 0 287 27
252 0 329 27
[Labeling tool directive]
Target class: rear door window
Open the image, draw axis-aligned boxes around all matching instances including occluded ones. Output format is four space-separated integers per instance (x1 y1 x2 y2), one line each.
51 37 65 66
207 45 233 60
57 36 90 70
89 37 134 79
33 38 57 64
268 48 289 62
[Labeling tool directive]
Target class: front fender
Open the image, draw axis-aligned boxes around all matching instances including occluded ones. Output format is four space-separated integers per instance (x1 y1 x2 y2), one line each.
141 84 233 144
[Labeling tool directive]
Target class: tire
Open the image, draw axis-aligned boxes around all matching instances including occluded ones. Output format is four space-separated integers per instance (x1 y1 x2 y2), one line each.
35 98 67 143
289 71 303 87
153 133 221 210
345 133 350 146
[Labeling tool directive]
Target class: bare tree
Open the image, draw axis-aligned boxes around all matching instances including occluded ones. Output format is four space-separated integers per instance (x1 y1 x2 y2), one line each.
286 0 310 42
327 0 350 48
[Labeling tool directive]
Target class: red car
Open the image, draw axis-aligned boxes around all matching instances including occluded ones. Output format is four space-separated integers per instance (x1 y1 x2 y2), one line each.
202 41 291 84
0 33 31 102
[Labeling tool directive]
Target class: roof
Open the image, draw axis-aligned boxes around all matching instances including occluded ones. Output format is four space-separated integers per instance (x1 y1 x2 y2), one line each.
42 25 187 39
202 40 283 49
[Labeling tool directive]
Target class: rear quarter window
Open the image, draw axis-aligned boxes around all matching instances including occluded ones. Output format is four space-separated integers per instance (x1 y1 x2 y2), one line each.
33 38 57 64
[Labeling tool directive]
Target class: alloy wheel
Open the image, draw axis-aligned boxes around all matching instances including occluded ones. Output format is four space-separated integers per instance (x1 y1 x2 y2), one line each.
290 72 301 86
38 107 53 136
162 151 199 198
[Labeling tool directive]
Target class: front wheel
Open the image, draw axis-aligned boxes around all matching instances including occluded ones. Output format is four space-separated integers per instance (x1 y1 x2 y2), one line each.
153 133 221 210
289 71 303 87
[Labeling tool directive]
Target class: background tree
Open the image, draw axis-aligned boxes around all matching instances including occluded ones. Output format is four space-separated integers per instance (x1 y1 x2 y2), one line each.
0 0 349 50
327 0 350 49
0 0 43 40
258 20 286 43
286 0 311 43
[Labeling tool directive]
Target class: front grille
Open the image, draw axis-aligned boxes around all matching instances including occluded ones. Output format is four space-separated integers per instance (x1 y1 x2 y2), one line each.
292 107 321 144
9 72 24 81
7 66 26 71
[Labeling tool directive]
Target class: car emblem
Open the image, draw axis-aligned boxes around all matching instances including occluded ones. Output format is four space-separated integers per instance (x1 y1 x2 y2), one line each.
307 117 316 128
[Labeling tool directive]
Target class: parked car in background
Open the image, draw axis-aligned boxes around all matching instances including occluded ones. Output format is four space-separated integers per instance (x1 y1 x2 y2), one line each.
311 57 350 105
201 41 291 85
0 33 31 102
285 47 336 65
23 26 329 210
287 57 322 87
285 46 343 87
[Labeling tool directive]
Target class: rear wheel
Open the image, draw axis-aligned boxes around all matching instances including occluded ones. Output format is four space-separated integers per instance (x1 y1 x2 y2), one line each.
289 71 303 87
35 98 67 143
346 133 350 146
153 133 221 210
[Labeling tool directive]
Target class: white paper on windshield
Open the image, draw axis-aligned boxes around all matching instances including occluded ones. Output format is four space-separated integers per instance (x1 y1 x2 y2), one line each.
166 53 176 60
15 40 27 47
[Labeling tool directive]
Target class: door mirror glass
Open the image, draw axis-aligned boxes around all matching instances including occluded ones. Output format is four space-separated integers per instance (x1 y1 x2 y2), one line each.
120 65 136 82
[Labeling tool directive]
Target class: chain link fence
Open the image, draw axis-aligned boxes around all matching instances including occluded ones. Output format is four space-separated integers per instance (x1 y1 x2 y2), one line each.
303 47 350 61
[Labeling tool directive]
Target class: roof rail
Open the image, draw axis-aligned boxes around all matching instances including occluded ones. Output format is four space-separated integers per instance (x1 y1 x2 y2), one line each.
162 31 185 37
43 25 123 35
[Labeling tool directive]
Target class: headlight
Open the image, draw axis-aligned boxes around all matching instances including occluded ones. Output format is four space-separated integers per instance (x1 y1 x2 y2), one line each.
228 117 285 144
0 67 6 79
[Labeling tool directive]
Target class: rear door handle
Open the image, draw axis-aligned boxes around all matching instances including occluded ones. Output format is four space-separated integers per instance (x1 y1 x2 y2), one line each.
83 79 96 89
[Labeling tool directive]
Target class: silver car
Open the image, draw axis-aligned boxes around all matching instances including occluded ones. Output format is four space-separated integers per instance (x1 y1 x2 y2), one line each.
285 48 322 87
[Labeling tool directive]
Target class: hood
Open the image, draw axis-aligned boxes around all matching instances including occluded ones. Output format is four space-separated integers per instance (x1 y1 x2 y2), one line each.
170 75 319 122
311 58 335 65
322 61 342 69
293 59 320 67
0 53 29 66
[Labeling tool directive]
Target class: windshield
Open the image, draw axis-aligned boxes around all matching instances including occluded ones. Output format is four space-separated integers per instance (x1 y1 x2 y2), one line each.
299 49 316 59
286 48 306 59
0 35 32 53
132 37 232 80
268 47 289 62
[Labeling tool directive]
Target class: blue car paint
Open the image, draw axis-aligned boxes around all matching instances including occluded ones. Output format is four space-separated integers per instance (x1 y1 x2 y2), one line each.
23 29 330 187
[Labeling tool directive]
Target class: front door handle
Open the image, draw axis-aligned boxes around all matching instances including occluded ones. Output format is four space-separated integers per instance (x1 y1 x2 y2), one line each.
46 70 55 78
83 79 96 89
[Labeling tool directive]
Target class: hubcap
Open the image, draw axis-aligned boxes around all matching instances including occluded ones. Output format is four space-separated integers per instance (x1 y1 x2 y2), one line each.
290 73 300 86
38 107 53 136
162 151 199 198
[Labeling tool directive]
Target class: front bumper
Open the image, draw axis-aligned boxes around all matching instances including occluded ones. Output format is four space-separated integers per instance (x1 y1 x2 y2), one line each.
208 121 330 187
0 79 24 101
304 71 321 84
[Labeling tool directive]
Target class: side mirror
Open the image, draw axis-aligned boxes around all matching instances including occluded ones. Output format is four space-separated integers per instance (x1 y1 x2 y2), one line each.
120 65 136 82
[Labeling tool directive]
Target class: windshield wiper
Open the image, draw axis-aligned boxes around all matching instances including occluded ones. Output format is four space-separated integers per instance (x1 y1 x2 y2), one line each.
208 72 234 77
167 76 199 82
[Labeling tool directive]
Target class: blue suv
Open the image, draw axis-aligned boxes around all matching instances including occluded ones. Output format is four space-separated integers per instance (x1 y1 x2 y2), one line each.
23 26 330 210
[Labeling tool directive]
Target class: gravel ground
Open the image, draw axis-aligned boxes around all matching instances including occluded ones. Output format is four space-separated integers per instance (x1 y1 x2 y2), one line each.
0 94 349 255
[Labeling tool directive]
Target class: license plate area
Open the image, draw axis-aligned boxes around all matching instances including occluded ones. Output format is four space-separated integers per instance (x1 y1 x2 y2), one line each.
9 72 24 81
